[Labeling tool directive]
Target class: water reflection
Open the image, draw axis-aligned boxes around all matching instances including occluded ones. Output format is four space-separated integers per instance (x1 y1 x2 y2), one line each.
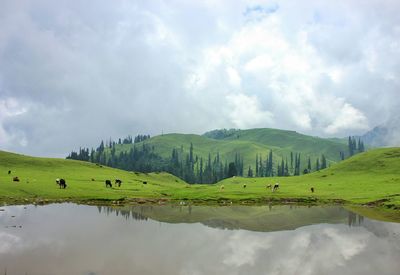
97 204 367 232
0 204 399 275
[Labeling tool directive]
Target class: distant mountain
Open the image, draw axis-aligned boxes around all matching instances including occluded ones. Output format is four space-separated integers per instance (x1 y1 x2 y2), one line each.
361 121 400 147
361 126 390 147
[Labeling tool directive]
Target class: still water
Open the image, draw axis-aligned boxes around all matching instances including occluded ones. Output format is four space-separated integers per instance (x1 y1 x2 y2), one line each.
0 203 399 275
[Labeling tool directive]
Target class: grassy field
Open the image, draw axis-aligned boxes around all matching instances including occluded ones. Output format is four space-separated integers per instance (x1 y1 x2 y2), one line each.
0 148 399 214
106 128 349 170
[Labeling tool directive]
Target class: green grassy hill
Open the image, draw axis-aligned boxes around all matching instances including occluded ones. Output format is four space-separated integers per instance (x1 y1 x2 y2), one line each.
0 150 185 204
214 147 400 209
1 148 399 216
108 128 349 171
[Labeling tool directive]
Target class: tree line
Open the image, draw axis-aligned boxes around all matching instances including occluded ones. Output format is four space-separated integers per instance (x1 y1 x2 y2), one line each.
67 136 244 184
67 134 366 183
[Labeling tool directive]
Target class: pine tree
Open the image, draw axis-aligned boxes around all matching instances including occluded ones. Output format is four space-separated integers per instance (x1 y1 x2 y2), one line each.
321 154 327 169
284 160 289 176
255 154 259 177
228 162 237 178
268 150 273 177
247 166 253 177
348 136 354 156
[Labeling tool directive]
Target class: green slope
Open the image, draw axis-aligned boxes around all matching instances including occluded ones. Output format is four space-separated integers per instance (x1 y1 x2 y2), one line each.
108 128 349 170
1 148 399 215
0 150 185 204
214 147 400 209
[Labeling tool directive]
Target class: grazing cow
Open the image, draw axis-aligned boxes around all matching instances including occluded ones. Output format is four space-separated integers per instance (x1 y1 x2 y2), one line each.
8 170 11 175
59 179 67 189
272 183 279 192
243 184 247 188
91 178 95 181
115 179 122 187
105 180 112 188
13 176 19 182
266 184 272 189
311 187 314 193
220 185 224 191
142 181 147 185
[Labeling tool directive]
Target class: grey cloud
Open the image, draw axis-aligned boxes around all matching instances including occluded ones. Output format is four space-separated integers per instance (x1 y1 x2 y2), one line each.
0 0 399 156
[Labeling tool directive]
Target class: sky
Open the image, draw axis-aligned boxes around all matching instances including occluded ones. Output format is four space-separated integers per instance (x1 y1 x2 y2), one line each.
0 0 399 157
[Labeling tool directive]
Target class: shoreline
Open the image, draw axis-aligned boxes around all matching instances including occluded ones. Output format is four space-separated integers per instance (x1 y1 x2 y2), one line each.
1 196 399 223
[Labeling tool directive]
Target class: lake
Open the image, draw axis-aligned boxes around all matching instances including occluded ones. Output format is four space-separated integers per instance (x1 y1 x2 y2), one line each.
0 203 399 275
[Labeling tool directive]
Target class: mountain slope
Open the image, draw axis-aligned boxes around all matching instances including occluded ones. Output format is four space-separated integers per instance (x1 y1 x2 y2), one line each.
108 128 349 170
0 150 184 204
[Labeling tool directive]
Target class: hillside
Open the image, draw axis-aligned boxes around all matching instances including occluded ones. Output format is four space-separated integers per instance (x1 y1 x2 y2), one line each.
216 147 400 210
104 128 349 172
0 150 185 204
1 148 400 218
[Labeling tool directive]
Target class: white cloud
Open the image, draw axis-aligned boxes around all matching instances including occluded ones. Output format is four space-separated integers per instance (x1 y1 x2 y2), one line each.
0 232 22 253
226 93 274 128
325 103 369 134
0 97 28 147
226 66 241 88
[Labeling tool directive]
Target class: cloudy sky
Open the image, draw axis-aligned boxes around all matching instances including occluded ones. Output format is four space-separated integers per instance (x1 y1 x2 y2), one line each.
0 0 399 157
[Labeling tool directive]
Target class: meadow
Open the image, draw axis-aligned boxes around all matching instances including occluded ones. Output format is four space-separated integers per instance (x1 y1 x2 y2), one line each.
1 148 399 218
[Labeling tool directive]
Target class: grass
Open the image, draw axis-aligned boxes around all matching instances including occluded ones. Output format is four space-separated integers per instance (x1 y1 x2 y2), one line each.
0 150 186 204
1 148 400 219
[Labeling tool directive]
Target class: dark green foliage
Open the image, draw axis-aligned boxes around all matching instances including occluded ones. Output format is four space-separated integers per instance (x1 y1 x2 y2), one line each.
348 136 365 157
321 154 327 169
255 154 259 177
316 158 320 171
247 166 253 177
203 128 240 139
228 162 237 177
67 137 244 184
67 147 90 161
134 134 150 143
294 153 301 176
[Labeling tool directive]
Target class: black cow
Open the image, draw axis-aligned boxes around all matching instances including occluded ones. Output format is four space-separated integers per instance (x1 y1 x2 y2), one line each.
13 176 19 182
59 178 67 189
105 180 112 188
243 184 247 188
8 170 11 175
115 179 122 187
311 187 315 193
142 181 147 185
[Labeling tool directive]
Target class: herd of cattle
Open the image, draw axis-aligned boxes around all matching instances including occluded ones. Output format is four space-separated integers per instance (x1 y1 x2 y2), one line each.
7 170 315 193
